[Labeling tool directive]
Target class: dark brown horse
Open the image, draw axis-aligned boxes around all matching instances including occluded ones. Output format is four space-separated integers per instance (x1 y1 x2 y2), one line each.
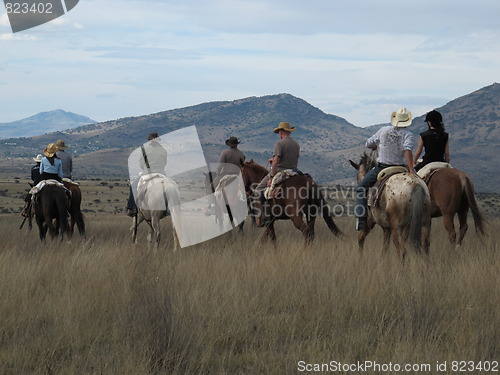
33 185 70 241
350 153 431 260
418 165 487 246
63 180 85 238
240 160 342 247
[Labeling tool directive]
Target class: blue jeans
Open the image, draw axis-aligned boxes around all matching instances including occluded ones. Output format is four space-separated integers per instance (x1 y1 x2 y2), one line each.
354 165 383 218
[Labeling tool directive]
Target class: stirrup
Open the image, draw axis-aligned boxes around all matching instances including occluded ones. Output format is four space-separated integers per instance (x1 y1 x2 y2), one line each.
355 217 367 231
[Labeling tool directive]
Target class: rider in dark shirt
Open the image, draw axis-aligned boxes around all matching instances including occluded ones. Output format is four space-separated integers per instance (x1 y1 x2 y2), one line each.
413 110 450 171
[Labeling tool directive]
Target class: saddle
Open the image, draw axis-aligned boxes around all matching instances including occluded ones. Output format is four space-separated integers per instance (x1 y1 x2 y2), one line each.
264 169 298 199
368 166 407 207
417 162 452 182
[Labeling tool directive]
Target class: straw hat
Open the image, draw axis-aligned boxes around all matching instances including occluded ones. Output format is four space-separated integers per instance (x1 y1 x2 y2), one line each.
55 139 69 150
33 154 43 162
273 122 296 134
43 143 58 157
390 108 412 127
225 136 241 146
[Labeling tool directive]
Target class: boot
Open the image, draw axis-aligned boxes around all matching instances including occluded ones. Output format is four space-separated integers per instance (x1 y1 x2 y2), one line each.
355 217 367 231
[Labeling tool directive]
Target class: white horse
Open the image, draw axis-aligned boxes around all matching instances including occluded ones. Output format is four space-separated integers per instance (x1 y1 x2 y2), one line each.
350 153 432 261
131 173 181 251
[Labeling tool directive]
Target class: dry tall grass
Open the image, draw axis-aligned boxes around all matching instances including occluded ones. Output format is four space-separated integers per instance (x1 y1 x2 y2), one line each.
0 214 498 374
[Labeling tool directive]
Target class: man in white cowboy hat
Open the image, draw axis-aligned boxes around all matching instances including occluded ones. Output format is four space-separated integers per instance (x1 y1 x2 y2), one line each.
55 139 73 179
126 132 168 217
354 107 416 231
254 121 300 226
40 143 64 182
31 154 43 185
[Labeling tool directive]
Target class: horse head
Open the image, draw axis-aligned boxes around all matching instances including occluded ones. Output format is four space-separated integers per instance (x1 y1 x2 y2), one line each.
349 152 377 183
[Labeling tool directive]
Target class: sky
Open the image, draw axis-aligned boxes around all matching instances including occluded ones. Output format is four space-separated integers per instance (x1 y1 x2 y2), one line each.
1 0 499 127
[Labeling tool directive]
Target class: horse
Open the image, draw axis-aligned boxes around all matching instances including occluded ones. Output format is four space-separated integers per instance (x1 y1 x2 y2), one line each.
131 173 181 251
32 184 70 241
349 153 431 261
203 171 247 233
63 180 85 239
240 160 342 247
418 164 487 246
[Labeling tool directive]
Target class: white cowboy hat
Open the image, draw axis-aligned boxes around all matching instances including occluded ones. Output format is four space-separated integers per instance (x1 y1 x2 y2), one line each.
273 122 296 134
33 154 43 162
390 107 412 127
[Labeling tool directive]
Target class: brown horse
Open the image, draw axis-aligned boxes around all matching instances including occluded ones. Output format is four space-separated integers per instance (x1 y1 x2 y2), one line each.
240 160 342 247
33 185 70 241
350 153 431 260
63 180 85 238
418 165 487 246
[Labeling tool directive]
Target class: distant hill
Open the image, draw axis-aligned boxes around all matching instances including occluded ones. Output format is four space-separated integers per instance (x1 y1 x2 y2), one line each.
0 85 499 192
0 109 96 139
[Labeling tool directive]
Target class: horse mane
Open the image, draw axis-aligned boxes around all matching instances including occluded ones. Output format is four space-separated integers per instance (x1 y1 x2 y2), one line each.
243 159 268 174
360 152 376 171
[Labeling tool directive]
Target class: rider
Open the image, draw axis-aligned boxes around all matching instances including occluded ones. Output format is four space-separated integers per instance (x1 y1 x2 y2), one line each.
354 107 416 231
39 143 64 182
31 154 43 185
413 110 450 171
254 122 300 226
126 132 168 217
55 139 73 179
213 136 245 188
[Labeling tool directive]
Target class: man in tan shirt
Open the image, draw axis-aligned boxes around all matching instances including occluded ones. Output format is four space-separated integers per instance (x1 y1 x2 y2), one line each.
255 122 300 226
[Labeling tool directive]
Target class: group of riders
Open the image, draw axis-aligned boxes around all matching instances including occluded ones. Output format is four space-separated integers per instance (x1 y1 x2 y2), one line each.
30 139 73 185
124 107 450 231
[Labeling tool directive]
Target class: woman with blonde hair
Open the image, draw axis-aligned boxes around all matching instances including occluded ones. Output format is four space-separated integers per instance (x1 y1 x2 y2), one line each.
40 143 63 182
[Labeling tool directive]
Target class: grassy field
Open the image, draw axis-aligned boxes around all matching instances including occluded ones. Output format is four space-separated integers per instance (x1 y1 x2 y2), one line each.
0 206 498 374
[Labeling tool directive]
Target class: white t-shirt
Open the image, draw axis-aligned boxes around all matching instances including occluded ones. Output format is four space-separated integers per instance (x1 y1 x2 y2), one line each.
366 126 413 165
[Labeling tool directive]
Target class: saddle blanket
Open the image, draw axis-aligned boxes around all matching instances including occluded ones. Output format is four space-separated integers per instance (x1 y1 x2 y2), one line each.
29 179 66 196
264 169 298 199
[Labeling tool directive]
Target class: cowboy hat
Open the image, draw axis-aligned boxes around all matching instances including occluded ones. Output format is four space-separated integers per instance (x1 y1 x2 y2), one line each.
273 122 296 134
33 154 43 162
43 143 58 157
147 132 160 141
55 139 69 150
390 107 412 127
225 136 241 146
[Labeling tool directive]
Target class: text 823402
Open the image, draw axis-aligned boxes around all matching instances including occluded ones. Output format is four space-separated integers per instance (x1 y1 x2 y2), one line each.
5 2 53 14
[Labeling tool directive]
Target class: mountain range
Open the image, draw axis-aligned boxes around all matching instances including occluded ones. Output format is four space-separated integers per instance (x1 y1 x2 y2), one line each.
0 83 499 192
0 109 96 139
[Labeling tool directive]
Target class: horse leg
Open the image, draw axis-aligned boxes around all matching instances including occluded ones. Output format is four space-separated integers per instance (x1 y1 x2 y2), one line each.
421 220 431 255
456 209 469 246
382 227 391 254
290 215 309 247
391 226 406 263
442 212 457 246
263 221 277 249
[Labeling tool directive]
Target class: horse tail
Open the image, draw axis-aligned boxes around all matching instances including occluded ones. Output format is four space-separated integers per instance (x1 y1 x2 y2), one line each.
463 175 487 236
56 189 69 239
409 183 427 251
311 184 342 237
71 189 86 236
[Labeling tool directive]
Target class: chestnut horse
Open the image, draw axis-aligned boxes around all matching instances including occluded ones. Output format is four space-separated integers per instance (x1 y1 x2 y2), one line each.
240 160 342 247
63 180 85 238
350 153 431 260
33 185 70 241
418 165 486 246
